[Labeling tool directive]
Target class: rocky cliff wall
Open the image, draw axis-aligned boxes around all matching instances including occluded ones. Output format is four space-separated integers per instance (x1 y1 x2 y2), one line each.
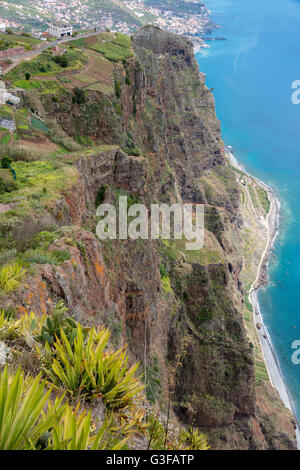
3 25 296 449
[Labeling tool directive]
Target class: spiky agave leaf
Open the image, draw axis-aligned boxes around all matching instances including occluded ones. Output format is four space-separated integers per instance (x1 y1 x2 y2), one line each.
38 323 144 409
0 366 66 450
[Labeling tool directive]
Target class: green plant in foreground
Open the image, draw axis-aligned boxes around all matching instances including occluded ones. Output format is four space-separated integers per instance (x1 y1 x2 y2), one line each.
147 415 209 450
0 263 26 293
39 324 144 408
180 427 210 450
46 406 127 450
0 309 21 341
0 366 66 450
19 310 47 338
35 302 78 347
0 366 130 450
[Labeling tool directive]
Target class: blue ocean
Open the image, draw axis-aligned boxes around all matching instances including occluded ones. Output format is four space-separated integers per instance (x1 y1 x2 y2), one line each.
196 0 300 422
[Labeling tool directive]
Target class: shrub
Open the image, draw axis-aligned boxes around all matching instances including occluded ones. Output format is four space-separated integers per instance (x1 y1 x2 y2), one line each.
180 427 210 450
23 248 71 266
18 310 47 339
38 324 144 407
159 264 167 277
53 54 69 68
1 306 15 320
23 249 58 265
145 355 161 403
34 230 58 247
25 72 31 80
34 300 78 347
0 309 21 341
0 169 18 194
130 147 141 157
114 103 123 117
46 406 127 450
95 185 107 207
0 249 17 266
51 249 71 264
0 366 66 450
115 80 121 98
45 118 82 152
73 87 85 104
1 156 12 169
75 135 93 146
0 263 26 293
147 415 209 450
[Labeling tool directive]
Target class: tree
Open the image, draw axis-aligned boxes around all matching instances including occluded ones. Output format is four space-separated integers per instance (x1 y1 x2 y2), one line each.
25 72 31 80
1 156 12 169
53 55 69 68
73 87 85 105
60 57 69 68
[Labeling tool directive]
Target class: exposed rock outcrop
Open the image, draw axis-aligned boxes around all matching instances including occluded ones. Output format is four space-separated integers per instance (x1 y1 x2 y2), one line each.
3 26 296 449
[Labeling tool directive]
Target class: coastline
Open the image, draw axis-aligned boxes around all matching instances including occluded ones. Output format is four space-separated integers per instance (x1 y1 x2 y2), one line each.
226 148 300 445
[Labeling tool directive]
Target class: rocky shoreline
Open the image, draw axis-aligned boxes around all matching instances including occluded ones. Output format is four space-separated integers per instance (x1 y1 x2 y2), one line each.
226 147 300 446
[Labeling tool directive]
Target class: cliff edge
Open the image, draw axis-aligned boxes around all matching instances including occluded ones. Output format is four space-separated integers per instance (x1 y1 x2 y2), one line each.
0 25 296 449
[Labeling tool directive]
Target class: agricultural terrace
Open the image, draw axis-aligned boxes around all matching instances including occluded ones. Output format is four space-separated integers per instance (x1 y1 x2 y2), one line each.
6 32 133 95
0 32 135 161
0 32 42 51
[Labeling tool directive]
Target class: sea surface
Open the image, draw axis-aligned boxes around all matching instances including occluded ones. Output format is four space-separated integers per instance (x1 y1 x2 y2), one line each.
196 0 300 422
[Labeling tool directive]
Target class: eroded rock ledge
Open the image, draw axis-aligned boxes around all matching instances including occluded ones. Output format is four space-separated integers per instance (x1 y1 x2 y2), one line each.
1 26 296 449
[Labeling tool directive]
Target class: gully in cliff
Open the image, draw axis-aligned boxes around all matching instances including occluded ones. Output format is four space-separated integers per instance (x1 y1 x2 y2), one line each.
96 196 204 251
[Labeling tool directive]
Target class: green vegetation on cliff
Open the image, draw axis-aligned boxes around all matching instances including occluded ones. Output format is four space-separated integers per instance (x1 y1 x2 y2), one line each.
0 25 296 451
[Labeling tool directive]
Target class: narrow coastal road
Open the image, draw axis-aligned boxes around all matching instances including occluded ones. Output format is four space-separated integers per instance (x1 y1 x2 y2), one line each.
3 29 103 75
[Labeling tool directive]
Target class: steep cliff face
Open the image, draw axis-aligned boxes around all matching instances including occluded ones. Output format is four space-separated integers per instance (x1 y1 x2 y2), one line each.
3 26 296 449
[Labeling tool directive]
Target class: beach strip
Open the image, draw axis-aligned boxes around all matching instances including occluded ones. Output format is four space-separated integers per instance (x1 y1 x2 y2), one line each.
226 148 300 446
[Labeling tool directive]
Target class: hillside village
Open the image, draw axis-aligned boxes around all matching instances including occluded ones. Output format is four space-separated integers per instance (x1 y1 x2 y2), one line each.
0 0 218 37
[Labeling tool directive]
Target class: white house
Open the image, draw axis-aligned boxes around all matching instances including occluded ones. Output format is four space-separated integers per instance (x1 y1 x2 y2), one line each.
0 81 6 105
5 92 20 106
0 118 16 131
0 22 6 33
0 81 20 106
48 22 73 38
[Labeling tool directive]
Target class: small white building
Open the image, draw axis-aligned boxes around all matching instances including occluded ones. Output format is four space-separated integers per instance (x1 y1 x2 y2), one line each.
48 22 73 38
0 81 20 106
5 93 20 106
0 81 6 105
0 118 16 131
0 22 6 33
